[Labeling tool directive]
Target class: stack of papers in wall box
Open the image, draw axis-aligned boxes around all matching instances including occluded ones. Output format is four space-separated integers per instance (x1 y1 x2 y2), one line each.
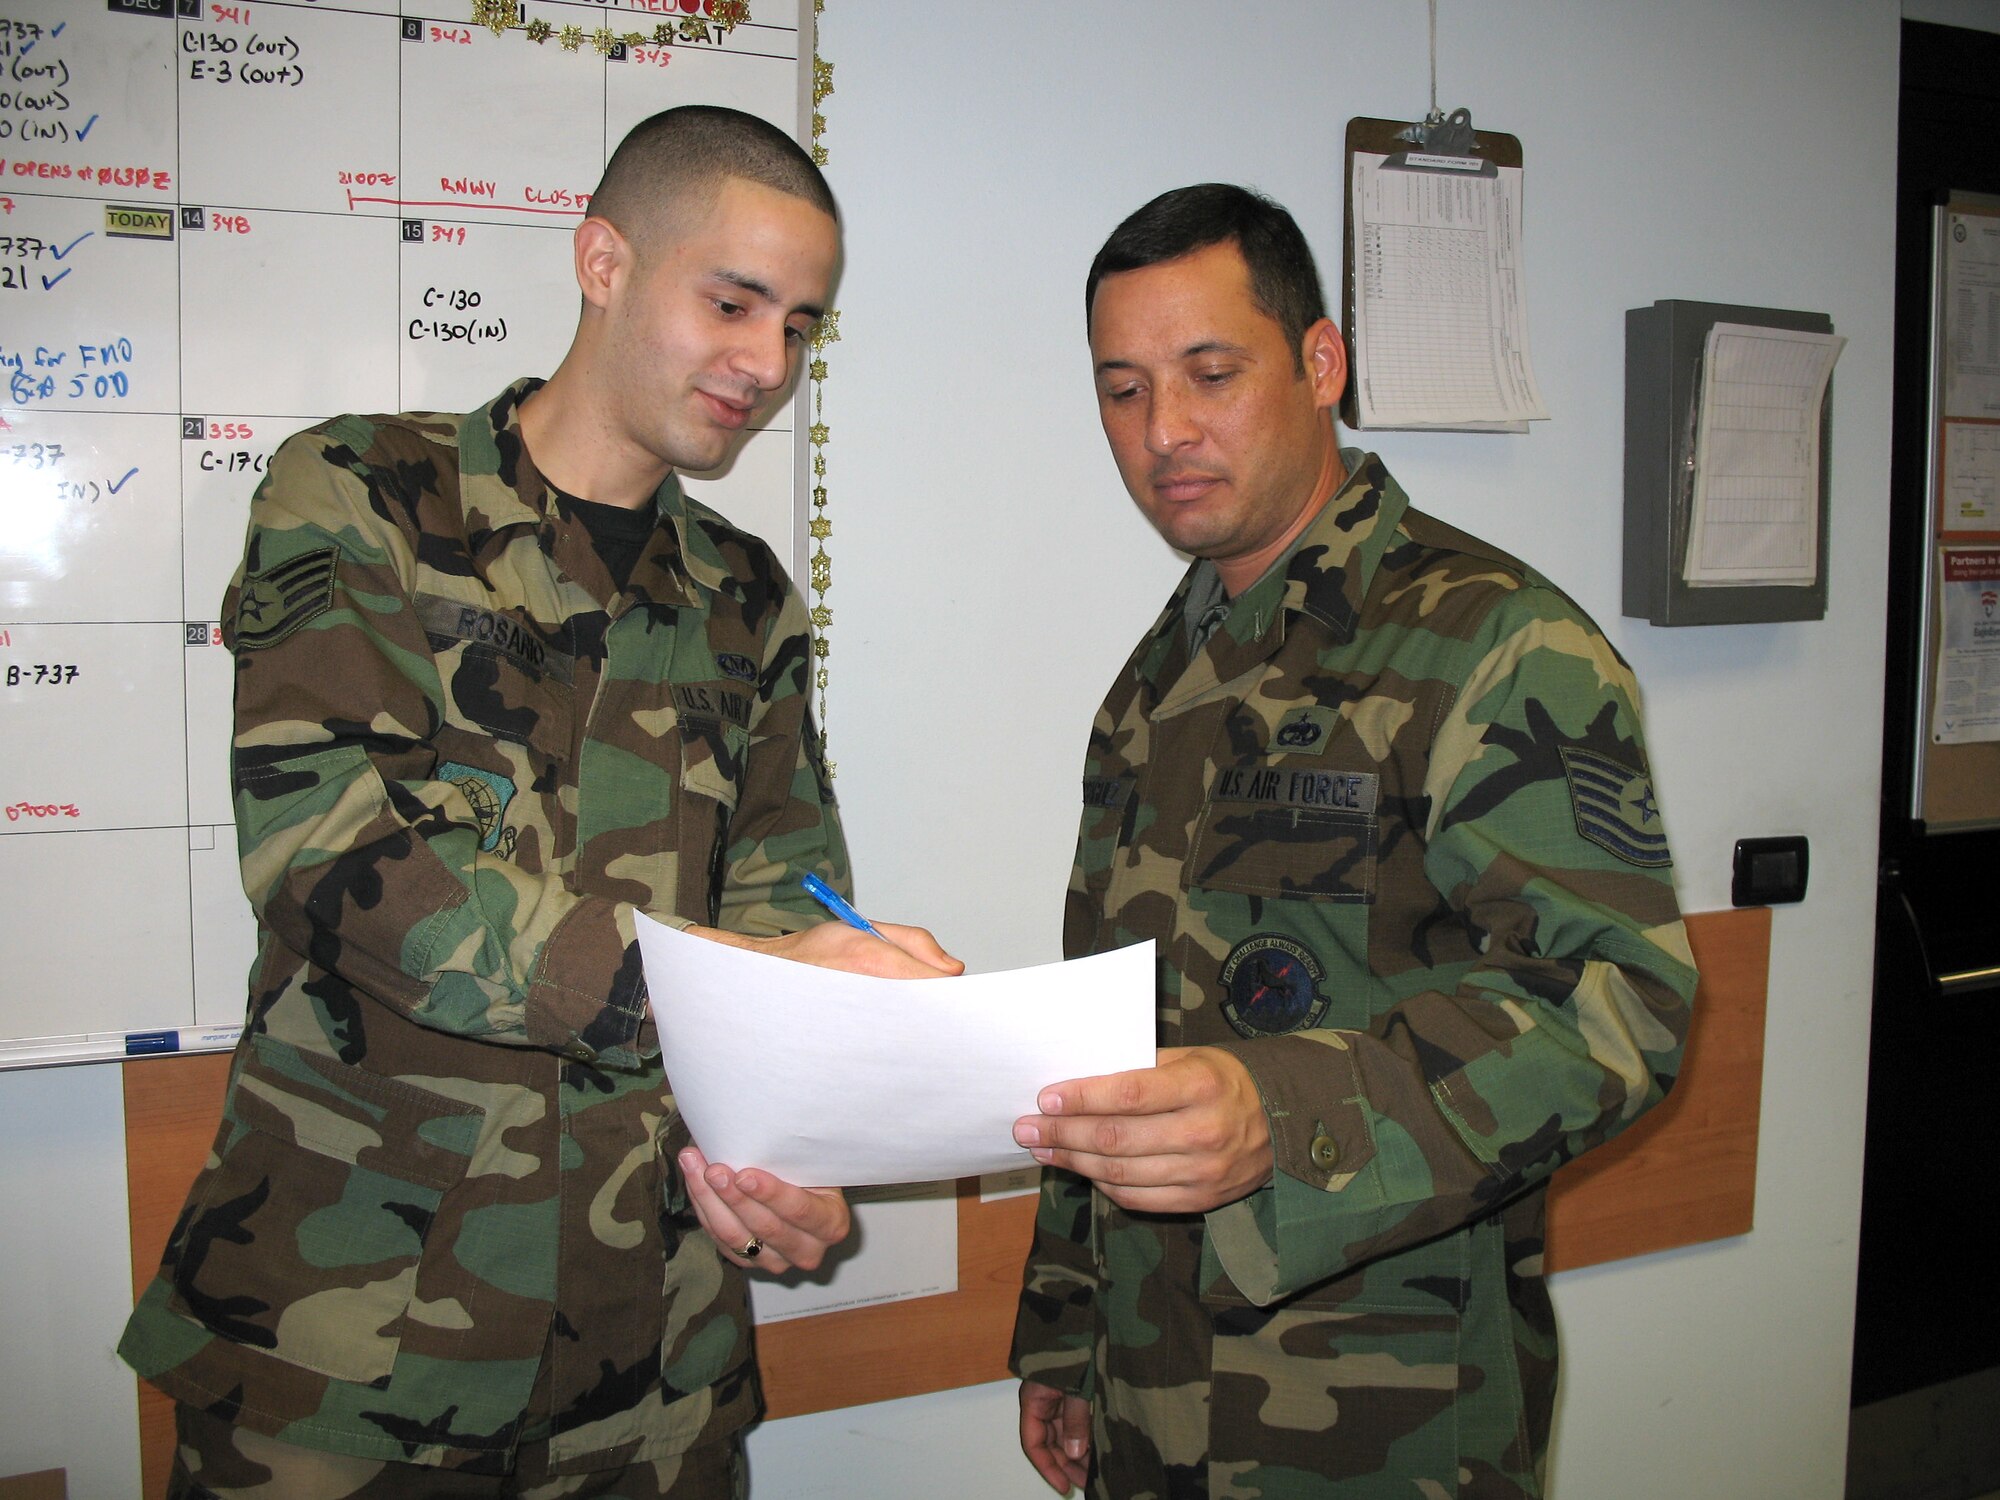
1349 150 1551 431
1683 323 1845 587
635 913 1157 1187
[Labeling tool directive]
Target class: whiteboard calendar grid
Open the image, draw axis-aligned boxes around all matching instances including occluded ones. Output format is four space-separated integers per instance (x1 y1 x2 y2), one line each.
0 0 810 1065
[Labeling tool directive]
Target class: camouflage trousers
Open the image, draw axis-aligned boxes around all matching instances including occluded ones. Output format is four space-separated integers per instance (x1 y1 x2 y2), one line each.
169 1403 747 1500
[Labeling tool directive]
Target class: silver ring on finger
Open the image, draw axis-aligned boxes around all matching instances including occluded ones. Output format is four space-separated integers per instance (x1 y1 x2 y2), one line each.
739 1235 763 1260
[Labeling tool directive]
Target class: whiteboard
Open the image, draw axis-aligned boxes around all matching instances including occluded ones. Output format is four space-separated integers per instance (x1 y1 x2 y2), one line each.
0 0 812 1067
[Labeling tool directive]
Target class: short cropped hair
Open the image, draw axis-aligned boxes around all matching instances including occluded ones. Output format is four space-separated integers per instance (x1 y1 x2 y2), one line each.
1086 184 1326 370
589 105 836 251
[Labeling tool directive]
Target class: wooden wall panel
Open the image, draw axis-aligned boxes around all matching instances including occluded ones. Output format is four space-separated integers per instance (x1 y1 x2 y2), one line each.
124 1049 231 1500
126 907 1768 1472
1544 905 1769 1270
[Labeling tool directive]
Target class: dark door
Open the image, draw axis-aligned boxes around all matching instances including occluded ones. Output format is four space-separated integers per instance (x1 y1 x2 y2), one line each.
1854 17 2000 1409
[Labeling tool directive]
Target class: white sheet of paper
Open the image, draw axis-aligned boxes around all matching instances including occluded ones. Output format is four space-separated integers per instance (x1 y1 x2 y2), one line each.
636 915 1156 1186
1684 322 1845 587
1350 152 1550 429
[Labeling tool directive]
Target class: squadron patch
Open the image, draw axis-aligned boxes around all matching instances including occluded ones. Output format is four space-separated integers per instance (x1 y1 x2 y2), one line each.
1219 934 1330 1037
235 547 337 651
437 760 516 852
1560 746 1671 868
1271 706 1338 753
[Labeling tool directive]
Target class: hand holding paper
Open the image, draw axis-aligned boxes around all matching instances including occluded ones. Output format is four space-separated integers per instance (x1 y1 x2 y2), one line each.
1013 1045 1273 1214
677 1143 850 1275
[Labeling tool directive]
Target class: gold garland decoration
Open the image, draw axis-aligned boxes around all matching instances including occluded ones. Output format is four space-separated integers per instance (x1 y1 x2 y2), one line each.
806 1 837 773
467 0 748 52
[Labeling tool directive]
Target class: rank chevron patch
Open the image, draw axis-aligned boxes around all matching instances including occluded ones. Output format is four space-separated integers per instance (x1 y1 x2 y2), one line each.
236 546 337 651
1559 745 1671 868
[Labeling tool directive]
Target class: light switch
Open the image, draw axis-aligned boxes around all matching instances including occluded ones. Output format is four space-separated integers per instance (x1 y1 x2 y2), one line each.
1732 836 1808 906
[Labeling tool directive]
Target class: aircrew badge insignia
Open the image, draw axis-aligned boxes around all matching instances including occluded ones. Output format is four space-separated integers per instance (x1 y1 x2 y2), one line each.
437 760 516 852
1219 935 1329 1037
716 652 758 683
1560 746 1671 868
236 547 337 650
1271 706 1337 753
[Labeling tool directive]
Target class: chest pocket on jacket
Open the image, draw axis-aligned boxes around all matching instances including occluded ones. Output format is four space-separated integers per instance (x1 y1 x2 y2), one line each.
672 682 750 922
1187 762 1378 903
419 593 575 766
673 682 750 809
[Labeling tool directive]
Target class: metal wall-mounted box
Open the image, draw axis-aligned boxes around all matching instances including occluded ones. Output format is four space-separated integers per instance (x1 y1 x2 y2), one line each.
1623 299 1834 626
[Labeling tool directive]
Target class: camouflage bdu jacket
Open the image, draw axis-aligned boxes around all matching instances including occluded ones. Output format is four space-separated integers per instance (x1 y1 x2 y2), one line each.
1011 454 1697 1499
119 379 844 1475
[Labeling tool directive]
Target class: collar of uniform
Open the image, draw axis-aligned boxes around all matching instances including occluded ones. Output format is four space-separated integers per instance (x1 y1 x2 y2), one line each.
457 378 696 612
1146 452 1405 715
661 489 759 602
1247 449 1404 648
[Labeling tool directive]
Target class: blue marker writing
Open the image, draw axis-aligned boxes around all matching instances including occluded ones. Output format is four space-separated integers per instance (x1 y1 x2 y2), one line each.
801 871 884 938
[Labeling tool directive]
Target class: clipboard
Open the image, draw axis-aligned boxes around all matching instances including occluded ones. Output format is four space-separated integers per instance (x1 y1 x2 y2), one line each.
1340 114 1527 431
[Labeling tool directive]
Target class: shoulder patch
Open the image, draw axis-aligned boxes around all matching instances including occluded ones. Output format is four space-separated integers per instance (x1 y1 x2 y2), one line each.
1560 746 1671 868
236 547 337 650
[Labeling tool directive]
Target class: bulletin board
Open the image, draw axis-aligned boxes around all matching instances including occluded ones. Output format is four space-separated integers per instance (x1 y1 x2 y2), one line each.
0 0 814 1066
1916 192 2000 827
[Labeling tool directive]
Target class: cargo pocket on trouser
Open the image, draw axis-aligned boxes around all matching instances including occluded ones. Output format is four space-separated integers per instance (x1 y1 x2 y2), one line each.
165 1033 478 1385
1207 1296 1460 1490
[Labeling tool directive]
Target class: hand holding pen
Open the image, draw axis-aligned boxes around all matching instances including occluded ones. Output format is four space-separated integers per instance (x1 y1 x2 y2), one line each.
683 876 961 979
677 874 962 1274
801 872 885 938
795 871 961 974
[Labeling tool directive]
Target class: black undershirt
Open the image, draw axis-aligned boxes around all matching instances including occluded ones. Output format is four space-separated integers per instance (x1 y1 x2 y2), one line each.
559 491 655 594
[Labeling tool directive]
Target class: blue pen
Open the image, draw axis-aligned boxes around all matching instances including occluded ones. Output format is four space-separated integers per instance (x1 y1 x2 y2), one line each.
801 871 885 938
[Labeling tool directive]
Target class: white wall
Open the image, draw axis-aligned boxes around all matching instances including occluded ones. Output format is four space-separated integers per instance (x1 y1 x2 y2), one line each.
0 1063 142 1496
1904 0 2000 30
751 2 1898 1498
0 3 1904 1496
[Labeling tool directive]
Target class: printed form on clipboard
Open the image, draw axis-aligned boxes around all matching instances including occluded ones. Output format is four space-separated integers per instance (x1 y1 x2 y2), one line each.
1350 150 1550 431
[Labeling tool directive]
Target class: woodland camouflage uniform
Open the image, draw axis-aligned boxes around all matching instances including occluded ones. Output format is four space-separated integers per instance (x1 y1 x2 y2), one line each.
1011 453 1697 1499
121 379 844 1477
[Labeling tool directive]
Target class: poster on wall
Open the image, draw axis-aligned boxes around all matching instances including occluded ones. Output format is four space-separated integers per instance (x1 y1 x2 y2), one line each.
1939 420 2000 540
1932 546 2000 745
1943 207 2000 420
